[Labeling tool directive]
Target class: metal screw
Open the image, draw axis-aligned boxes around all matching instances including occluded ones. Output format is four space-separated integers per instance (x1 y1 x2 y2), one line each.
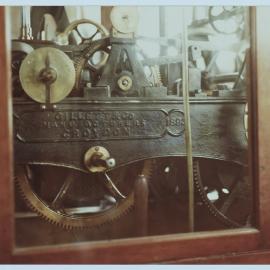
122 79 129 86
105 158 116 168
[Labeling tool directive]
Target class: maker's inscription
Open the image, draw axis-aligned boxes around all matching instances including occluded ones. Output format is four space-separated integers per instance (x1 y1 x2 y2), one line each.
16 110 184 142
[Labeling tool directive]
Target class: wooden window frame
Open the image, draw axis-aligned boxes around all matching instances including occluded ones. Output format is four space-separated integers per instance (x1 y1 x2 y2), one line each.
1 6 270 264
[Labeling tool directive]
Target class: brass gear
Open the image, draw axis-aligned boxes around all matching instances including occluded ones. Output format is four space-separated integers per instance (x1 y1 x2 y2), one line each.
56 20 109 91
15 159 154 230
153 65 162 86
136 46 162 87
143 65 162 87
55 19 109 45
74 38 162 91
73 38 110 90
19 47 76 103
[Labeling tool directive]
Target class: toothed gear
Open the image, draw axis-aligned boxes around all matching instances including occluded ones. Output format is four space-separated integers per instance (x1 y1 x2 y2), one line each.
15 159 154 230
156 66 162 86
159 68 167 87
55 19 109 46
147 65 163 87
136 47 163 87
74 38 162 91
73 38 110 90
193 159 252 228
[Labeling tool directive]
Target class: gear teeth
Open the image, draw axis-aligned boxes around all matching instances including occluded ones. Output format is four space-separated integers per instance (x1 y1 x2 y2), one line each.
14 162 153 230
73 55 86 90
16 174 49 223
157 68 162 86
147 65 163 87
153 65 163 87
73 39 110 91
158 66 166 86
193 160 240 228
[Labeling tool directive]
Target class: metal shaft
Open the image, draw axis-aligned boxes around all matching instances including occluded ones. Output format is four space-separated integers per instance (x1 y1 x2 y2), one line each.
20 6 33 40
181 7 194 232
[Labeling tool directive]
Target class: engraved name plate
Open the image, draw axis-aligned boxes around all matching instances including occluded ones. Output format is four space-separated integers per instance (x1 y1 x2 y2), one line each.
16 109 184 142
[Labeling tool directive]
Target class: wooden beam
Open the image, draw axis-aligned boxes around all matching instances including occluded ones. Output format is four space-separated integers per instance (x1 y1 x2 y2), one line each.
0 6 14 263
12 229 259 263
255 7 270 247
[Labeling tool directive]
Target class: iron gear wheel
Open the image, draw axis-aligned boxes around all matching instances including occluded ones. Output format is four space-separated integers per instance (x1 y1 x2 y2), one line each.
15 159 154 230
193 159 252 228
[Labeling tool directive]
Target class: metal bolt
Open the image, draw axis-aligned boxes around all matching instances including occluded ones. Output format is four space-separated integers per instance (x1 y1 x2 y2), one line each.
117 75 132 91
122 79 129 86
105 158 116 168
39 67 57 84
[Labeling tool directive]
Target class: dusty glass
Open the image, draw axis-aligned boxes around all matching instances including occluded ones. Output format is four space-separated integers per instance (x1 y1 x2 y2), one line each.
11 6 252 247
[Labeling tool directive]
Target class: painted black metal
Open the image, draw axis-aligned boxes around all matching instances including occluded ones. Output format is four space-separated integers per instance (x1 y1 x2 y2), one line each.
13 97 247 172
12 38 247 173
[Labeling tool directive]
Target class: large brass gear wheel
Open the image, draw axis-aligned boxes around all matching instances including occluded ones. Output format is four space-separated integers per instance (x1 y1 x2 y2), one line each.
73 38 110 90
15 159 154 230
19 47 76 103
56 20 110 92
55 18 109 45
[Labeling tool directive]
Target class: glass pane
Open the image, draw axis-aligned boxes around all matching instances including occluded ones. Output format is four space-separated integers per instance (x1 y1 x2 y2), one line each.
10 6 253 247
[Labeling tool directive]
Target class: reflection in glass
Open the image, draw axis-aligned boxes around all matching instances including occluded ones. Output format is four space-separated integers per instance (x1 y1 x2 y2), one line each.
11 6 252 247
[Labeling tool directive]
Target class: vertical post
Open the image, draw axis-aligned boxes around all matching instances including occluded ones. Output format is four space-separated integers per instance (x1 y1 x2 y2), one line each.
159 6 167 56
0 7 14 262
134 174 149 236
159 7 168 87
255 7 270 247
181 7 194 232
